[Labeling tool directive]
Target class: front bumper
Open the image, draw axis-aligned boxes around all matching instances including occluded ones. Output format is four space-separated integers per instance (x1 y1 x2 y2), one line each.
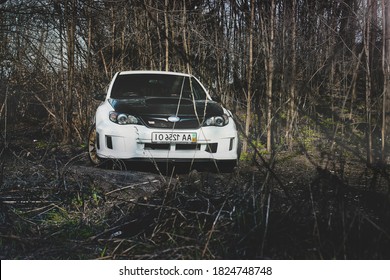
95 119 239 162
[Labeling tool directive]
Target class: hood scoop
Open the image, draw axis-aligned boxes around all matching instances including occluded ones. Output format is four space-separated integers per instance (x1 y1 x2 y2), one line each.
145 97 193 105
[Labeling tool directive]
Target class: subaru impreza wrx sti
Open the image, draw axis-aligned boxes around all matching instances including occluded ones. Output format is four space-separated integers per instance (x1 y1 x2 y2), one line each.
88 71 239 171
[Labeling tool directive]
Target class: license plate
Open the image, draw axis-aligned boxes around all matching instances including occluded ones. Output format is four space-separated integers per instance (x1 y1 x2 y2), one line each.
152 132 197 143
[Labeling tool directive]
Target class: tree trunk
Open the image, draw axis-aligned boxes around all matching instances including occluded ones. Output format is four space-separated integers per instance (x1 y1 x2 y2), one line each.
242 0 255 154
110 5 115 76
164 0 169 71
182 1 191 73
365 0 374 165
383 0 390 164
63 0 76 144
260 0 275 154
286 0 297 150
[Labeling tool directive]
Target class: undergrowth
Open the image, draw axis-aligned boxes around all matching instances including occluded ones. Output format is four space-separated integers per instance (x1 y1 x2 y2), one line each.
1 141 389 259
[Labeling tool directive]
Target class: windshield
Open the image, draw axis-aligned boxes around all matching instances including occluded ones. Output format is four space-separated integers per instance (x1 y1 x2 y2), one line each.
110 73 208 100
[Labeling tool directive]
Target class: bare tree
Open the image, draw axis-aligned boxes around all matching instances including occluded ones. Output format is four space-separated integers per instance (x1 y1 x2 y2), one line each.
0 0 386 166
242 0 255 153
164 0 169 71
63 0 77 143
285 0 297 150
364 0 376 164
260 0 276 153
383 0 390 164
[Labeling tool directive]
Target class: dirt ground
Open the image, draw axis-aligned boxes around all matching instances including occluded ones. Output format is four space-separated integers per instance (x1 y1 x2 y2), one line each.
1 126 390 259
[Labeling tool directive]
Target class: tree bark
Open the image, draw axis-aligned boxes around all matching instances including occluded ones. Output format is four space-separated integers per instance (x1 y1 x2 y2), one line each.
383 0 390 164
164 0 169 71
286 0 297 150
260 0 275 154
242 0 255 154
63 0 76 144
182 0 191 73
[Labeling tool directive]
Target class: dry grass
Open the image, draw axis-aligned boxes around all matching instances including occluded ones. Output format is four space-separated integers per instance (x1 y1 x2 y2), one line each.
1 134 390 259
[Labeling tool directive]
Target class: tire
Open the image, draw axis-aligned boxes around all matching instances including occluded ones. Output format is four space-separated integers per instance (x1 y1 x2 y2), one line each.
88 124 101 166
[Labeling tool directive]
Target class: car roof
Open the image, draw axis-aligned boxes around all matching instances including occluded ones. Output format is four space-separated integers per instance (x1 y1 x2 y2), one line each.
117 70 192 77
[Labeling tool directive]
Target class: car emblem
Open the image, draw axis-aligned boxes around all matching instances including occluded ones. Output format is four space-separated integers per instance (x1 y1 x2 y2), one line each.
168 116 180 123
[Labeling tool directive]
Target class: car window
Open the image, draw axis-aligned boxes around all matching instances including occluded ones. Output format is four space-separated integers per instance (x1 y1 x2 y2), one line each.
182 77 208 100
110 74 208 100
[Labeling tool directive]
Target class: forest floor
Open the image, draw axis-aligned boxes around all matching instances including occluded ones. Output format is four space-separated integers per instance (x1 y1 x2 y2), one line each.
1 125 390 259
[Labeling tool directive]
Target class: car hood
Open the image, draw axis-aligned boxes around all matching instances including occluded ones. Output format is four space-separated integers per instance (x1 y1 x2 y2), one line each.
108 97 224 117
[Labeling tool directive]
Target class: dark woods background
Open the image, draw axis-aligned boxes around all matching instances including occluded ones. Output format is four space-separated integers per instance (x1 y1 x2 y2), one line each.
1 0 390 260
0 0 389 165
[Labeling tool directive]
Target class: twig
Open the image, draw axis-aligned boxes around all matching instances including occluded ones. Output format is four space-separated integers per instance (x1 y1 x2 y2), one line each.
105 179 160 195
2 86 8 149
202 198 227 257
260 191 271 258
123 198 214 217
34 93 57 120
2 200 59 205
0 234 37 244
308 182 323 258
231 113 290 201
363 214 390 240
152 169 176 237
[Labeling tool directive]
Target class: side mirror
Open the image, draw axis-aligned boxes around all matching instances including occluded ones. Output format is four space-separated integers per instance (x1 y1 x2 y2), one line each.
93 93 106 101
211 94 222 103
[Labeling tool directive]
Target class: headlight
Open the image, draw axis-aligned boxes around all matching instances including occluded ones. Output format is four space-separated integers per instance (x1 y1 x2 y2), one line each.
204 114 229 127
109 111 139 125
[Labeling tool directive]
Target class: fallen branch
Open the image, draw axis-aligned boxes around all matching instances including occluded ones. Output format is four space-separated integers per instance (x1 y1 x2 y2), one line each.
105 179 161 196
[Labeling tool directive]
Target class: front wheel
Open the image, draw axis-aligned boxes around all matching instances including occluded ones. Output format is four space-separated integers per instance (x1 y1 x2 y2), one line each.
88 124 101 166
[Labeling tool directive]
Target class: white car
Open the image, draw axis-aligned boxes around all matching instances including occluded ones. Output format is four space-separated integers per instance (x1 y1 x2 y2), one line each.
88 71 239 172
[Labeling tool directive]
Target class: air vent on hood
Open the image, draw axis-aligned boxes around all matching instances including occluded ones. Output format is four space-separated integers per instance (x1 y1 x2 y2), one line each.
140 116 204 129
145 97 193 105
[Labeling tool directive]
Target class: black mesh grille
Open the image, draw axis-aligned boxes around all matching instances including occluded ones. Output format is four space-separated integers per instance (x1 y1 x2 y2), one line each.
176 144 201 150
144 143 200 150
144 143 170 150
141 116 204 129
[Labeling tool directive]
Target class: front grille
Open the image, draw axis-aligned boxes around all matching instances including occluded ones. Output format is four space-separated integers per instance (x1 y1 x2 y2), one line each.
141 116 204 129
144 143 201 151
176 144 201 150
144 143 170 150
